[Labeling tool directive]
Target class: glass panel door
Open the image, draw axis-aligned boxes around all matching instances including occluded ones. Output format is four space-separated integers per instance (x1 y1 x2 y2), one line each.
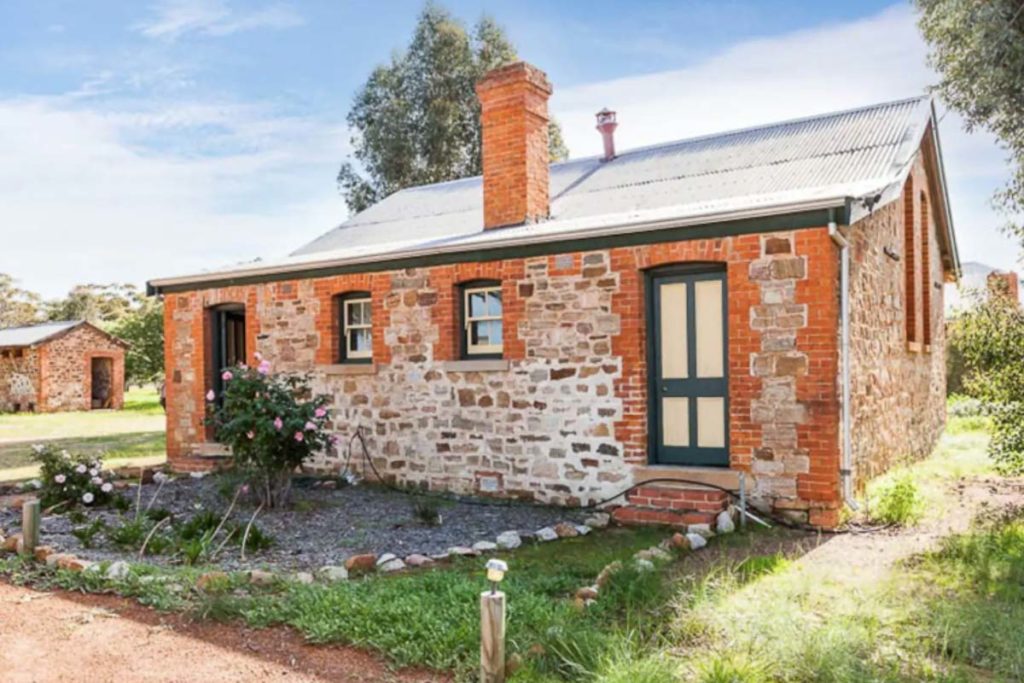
650 268 728 466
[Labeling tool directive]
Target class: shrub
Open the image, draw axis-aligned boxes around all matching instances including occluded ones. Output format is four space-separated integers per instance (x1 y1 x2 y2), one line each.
31 445 116 509
869 472 923 526
206 355 333 508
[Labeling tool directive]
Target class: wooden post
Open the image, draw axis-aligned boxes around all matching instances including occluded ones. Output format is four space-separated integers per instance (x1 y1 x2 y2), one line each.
21 499 40 556
480 590 506 683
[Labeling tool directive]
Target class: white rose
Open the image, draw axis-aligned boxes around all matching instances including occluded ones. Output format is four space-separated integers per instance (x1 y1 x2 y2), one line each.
82 492 94 505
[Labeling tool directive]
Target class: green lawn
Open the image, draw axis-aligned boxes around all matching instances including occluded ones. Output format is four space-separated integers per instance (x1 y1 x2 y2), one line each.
0 386 165 470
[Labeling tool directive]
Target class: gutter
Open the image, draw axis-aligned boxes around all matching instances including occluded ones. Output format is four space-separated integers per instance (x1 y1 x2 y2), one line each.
828 212 858 511
148 195 850 294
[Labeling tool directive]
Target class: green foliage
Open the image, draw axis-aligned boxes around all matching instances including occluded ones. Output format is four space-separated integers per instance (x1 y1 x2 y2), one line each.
43 282 138 325
337 3 569 213
31 445 115 508
947 295 1024 473
917 0 1024 237
71 517 107 549
411 497 443 525
0 273 41 327
206 360 332 508
108 297 165 386
104 507 272 564
869 472 924 526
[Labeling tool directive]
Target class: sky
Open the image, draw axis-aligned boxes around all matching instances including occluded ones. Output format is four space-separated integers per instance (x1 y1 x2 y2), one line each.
0 0 1018 298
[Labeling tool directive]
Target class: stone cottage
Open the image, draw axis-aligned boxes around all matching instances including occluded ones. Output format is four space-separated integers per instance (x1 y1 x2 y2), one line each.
148 62 959 528
0 321 127 413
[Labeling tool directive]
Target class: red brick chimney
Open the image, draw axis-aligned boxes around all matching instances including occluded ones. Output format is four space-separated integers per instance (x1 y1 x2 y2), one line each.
476 62 552 229
596 108 617 161
987 270 1020 305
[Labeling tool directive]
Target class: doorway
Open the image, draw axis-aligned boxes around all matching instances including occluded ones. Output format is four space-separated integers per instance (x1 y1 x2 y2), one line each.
90 357 114 409
647 266 729 466
210 305 246 399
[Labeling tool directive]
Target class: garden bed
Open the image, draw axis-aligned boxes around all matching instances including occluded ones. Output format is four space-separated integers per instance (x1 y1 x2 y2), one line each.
0 473 591 572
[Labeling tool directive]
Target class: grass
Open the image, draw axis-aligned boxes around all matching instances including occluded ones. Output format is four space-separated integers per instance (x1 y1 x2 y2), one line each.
0 386 165 470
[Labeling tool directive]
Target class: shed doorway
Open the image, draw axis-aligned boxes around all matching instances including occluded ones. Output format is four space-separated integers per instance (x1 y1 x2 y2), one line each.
90 357 114 409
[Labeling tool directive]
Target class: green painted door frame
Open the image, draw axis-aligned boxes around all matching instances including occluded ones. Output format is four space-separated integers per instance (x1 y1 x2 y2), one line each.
646 265 729 466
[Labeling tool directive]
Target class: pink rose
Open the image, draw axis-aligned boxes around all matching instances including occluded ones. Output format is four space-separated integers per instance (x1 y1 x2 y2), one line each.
304 421 316 431
314 407 327 418
206 389 215 401
273 417 283 431
294 431 304 442
221 370 233 381
257 360 271 375
246 431 255 439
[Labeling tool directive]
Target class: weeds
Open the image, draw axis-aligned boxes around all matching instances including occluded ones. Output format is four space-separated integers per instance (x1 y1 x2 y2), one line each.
70 518 107 549
869 471 923 526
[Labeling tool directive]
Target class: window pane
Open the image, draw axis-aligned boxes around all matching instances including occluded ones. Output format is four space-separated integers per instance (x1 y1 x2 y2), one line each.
487 320 502 346
469 291 487 318
487 291 502 316
349 329 371 354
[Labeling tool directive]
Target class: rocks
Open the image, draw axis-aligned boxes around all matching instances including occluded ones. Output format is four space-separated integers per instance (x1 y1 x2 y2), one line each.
584 512 611 529
716 510 736 534
535 527 558 542
247 569 277 586
495 531 522 550
317 565 349 582
291 572 315 585
45 553 69 568
574 525 591 536
106 561 131 581
447 546 479 557
553 522 579 538
403 554 434 568
575 585 599 601
687 523 714 538
686 533 708 550
634 547 672 563
472 541 498 553
669 533 690 550
595 561 622 588
57 556 93 572
1 533 22 553
378 558 406 572
196 571 230 591
375 553 398 566
33 545 55 562
345 554 377 573
634 558 655 572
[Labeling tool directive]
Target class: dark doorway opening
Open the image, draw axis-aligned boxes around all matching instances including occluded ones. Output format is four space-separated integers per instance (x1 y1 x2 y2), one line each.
210 305 247 400
91 356 114 409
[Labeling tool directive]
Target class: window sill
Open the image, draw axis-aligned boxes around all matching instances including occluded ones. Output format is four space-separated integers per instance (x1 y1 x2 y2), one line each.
193 442 231 458
907 341 923 354
443 359 509 373
320 363 377 376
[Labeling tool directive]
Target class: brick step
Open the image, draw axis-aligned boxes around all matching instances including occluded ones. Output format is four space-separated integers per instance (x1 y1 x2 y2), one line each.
613 483 730 529
612 506 717 528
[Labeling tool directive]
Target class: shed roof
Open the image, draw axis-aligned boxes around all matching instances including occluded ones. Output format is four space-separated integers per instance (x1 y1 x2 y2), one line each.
0 321 82 348
149 95 958 293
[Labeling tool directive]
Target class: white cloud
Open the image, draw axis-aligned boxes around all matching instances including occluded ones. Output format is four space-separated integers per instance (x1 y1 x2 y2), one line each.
136 0 303 41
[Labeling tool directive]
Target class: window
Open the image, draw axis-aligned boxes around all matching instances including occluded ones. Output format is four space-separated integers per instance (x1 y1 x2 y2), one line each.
338 293 372 363
903 177 918 345
920 192 931 347
462 282 503 357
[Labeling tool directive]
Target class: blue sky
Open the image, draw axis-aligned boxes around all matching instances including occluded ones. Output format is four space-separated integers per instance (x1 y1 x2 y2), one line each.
0 1 1016 296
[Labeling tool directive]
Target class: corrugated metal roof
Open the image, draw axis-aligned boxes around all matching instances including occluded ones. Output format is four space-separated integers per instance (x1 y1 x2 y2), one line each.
0 321 82 348
151 96 942 290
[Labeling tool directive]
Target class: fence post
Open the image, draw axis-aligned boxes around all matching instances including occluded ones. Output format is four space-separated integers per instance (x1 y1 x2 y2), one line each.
480 590 506 683
21 499 40 556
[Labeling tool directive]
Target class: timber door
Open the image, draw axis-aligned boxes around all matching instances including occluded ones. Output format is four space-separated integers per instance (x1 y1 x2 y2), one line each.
648 267 729 466
211 307 246 399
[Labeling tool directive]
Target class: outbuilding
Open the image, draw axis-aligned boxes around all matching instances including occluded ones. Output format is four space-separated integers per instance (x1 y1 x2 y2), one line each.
0 321 127 413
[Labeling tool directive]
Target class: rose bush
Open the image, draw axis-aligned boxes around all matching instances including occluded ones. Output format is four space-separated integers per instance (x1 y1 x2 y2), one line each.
31 445 115 508
206 355 333 507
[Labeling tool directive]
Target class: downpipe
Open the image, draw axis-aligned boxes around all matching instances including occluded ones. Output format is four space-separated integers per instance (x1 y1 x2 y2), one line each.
829 217 859 511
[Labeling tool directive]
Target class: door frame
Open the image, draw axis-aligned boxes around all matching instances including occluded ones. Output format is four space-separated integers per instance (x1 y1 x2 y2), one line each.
645 263 730 467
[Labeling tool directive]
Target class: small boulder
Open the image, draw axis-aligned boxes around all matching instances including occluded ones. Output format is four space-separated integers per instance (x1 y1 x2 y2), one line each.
686 533 708 550
716 510 736 534
317 565 349 582
472 541 498 552
45 553 70 568
595 561 622 588
404 554 434 568
291 572 314 585
634 547 672 563
447 546 479 557
376 553 398 566
196 571 230 591
1 533 22 553
574 525 591 536
535 527 558 542
687 523 714 538
634 558 655 572
584 512 610 529
247 569 277 586
553 522 579 538
495 531 522 550
379 558 406 573
57 556 93 573
575 585 599 601
33 545 55 563
344 554 377 573
670 532 690 550
106 561 131 581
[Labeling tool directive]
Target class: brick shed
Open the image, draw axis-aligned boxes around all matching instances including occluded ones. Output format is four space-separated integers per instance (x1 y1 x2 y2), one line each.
0 321 127 413
148 62 960 529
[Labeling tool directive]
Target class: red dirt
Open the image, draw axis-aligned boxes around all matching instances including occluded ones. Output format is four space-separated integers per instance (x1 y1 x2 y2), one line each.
0 583 448 683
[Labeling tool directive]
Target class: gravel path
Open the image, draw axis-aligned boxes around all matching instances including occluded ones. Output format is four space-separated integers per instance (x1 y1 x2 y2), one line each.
0 475 589 571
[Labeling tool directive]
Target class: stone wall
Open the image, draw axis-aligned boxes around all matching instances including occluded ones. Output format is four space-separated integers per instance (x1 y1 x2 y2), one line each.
0 347 40 412
848 154 947 485
165 225 847 521
37 325 126 413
